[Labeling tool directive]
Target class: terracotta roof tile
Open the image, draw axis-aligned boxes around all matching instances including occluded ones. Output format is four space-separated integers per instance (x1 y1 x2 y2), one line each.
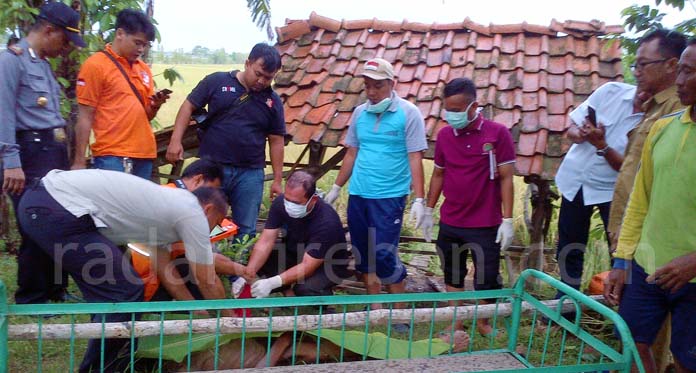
274 14 624 179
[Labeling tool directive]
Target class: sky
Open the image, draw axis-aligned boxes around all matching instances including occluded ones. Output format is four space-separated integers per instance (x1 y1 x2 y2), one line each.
154 0 693 53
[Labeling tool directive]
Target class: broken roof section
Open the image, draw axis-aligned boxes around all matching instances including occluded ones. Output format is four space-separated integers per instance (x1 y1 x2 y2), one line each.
273 12 624 180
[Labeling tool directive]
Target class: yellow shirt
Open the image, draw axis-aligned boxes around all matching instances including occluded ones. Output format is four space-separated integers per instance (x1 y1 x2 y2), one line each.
615 107 696 279
607 86 684 237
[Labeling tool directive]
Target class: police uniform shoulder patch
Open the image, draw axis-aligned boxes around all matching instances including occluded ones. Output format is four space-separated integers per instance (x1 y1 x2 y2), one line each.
7 45 23 56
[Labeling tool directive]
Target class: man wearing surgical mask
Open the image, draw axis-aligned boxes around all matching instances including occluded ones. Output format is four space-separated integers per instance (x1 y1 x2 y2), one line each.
421 78 515 337
325 58 428 321
243 170 351 298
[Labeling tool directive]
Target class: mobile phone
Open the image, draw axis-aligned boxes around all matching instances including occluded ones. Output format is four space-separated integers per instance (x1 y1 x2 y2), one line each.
160 88 173 95
587 106 597 126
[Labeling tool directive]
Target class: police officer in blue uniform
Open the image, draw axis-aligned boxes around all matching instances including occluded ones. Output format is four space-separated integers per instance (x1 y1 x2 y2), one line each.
0 2 85 304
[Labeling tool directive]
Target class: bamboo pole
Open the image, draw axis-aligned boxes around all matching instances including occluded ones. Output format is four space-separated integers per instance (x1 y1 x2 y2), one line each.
8 296 607 340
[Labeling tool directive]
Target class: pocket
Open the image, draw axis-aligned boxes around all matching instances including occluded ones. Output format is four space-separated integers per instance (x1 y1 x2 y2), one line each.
20 73 51 108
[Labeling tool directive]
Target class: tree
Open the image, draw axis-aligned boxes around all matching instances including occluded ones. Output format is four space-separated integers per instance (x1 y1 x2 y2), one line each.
622 0 696 54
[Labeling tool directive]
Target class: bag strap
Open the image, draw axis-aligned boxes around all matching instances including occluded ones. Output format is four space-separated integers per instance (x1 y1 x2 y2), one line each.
201 92 250 127
100 50 147 109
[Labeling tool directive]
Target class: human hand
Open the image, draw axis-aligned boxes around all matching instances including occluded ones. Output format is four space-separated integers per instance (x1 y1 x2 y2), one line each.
150 89 171 109
231 277 247 299
165 141 184 163
496 218 514 251
603 268 627 306
422 207 434 242
269 180 282 201
251 275 283 298
646 253 696 293
324 184 342 205
410 198 425 228
2 167 25 195
584 122 608 150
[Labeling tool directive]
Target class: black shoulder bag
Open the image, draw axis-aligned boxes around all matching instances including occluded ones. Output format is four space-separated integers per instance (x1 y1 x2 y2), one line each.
100 51 147 110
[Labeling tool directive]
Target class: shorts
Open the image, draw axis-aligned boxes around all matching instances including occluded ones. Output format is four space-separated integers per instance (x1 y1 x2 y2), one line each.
347 195 407 285
619 261 696 370
435 222 502 290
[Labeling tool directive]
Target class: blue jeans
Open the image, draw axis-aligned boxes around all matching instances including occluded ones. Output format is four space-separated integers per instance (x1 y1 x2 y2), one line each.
221 166 264 241
92 156 153 180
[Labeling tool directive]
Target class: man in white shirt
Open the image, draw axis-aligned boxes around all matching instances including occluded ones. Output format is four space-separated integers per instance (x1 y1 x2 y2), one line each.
554 82 644 291
16 169 229 372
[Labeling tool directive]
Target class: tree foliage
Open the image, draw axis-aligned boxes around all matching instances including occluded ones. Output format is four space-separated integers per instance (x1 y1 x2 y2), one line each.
622 0 696 55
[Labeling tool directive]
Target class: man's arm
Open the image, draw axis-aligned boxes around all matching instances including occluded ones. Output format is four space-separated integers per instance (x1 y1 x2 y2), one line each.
0 53 24 195
153 246 196 301
277 253 324 286
426 167 444 209
585 122 623 171
213 253 247 276
498 163 514 218
146 90 170 121
408 151 425 198
244 228 280 278
268 134 284 200
334 147 357 187
71 104 96 170
165 99 197 163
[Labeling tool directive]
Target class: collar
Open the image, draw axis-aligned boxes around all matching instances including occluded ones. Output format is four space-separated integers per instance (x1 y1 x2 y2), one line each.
173 180 187 189
681 106 696 125
385 91 399 113
17 39 39 60
642 85 679 112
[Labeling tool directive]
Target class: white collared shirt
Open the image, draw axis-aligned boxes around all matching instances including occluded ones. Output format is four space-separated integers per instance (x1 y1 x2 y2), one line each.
555 82 644 205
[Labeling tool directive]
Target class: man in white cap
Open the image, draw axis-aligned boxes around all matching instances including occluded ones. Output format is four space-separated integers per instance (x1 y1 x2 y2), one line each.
325 58 428 331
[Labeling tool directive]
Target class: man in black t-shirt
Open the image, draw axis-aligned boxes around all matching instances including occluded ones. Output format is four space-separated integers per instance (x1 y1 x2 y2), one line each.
165 43 285 242
243 170 351 297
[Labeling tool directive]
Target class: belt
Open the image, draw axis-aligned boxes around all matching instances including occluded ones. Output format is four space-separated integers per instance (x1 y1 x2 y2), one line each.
16 128 67 143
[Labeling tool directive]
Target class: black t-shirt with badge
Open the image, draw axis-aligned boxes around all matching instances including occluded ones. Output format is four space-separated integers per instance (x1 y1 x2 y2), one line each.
187 70 285 168
265 195 350 276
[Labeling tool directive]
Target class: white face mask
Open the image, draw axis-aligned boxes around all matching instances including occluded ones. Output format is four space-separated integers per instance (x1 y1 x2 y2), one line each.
284 195 314 219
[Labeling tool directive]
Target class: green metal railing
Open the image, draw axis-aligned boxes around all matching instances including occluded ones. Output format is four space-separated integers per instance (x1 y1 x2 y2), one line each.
0 269 644 372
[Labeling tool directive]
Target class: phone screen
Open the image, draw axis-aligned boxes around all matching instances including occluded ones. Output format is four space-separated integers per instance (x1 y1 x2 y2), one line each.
587 106 597 126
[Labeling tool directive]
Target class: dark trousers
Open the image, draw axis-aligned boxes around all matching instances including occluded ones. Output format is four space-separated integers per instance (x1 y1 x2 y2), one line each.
17 184 144 372
9 134 69 304
555 187 610 291
258 248 348 296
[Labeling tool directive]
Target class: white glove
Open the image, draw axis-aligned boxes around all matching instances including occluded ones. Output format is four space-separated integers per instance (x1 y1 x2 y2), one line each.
422 207 434 242
251 275 283 298
231 277 247 299
324 184 342 205
496 218 514 251
410 198 425 228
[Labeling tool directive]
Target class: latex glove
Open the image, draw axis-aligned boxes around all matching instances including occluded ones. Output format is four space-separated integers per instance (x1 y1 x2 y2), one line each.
410 198 425 228
422 207 434 242
324 184 342 205
251 275 283 298
496 218 514 251
231 277 247 299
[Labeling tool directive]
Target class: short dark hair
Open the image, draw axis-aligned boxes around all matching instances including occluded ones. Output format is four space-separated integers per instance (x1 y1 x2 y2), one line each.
115 9 155 41
444 78 477 100
639 29 687 60
7 36 19 48
192 187 228 215
249 42 281 72
181 159 222 183
286 169 317 199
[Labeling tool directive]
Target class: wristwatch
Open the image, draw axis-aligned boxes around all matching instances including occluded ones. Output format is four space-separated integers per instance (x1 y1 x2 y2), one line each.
596 145 610 156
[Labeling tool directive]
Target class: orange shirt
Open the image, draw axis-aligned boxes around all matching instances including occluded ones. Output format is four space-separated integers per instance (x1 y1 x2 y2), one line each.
76 44 156 158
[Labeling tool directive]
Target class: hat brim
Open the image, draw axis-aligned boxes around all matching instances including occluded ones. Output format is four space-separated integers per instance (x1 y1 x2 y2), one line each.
66 31 86 48
361 71 393 81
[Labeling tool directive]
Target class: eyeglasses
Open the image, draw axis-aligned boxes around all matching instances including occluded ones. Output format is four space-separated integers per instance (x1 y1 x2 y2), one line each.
630 59 668 71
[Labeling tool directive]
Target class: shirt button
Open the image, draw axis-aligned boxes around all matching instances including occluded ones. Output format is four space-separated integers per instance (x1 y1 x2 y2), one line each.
466 132 470 135
466 145 471 148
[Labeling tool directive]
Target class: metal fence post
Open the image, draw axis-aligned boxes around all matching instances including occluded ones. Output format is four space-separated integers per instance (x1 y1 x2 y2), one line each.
0 280 9 373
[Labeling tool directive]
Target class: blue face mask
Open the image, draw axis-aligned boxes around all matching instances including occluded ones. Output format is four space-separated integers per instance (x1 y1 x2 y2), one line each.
284 196 314 219
366 97 392 114
445 102 476 129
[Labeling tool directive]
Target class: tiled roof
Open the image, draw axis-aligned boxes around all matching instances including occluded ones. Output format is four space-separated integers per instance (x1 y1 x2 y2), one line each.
273 13 624 179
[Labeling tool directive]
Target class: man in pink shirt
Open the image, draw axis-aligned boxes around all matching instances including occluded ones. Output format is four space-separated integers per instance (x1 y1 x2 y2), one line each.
422 78 515 336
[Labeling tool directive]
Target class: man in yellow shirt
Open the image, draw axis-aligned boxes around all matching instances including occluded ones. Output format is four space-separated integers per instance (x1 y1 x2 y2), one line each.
605 39 696 373
604 29 686 373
